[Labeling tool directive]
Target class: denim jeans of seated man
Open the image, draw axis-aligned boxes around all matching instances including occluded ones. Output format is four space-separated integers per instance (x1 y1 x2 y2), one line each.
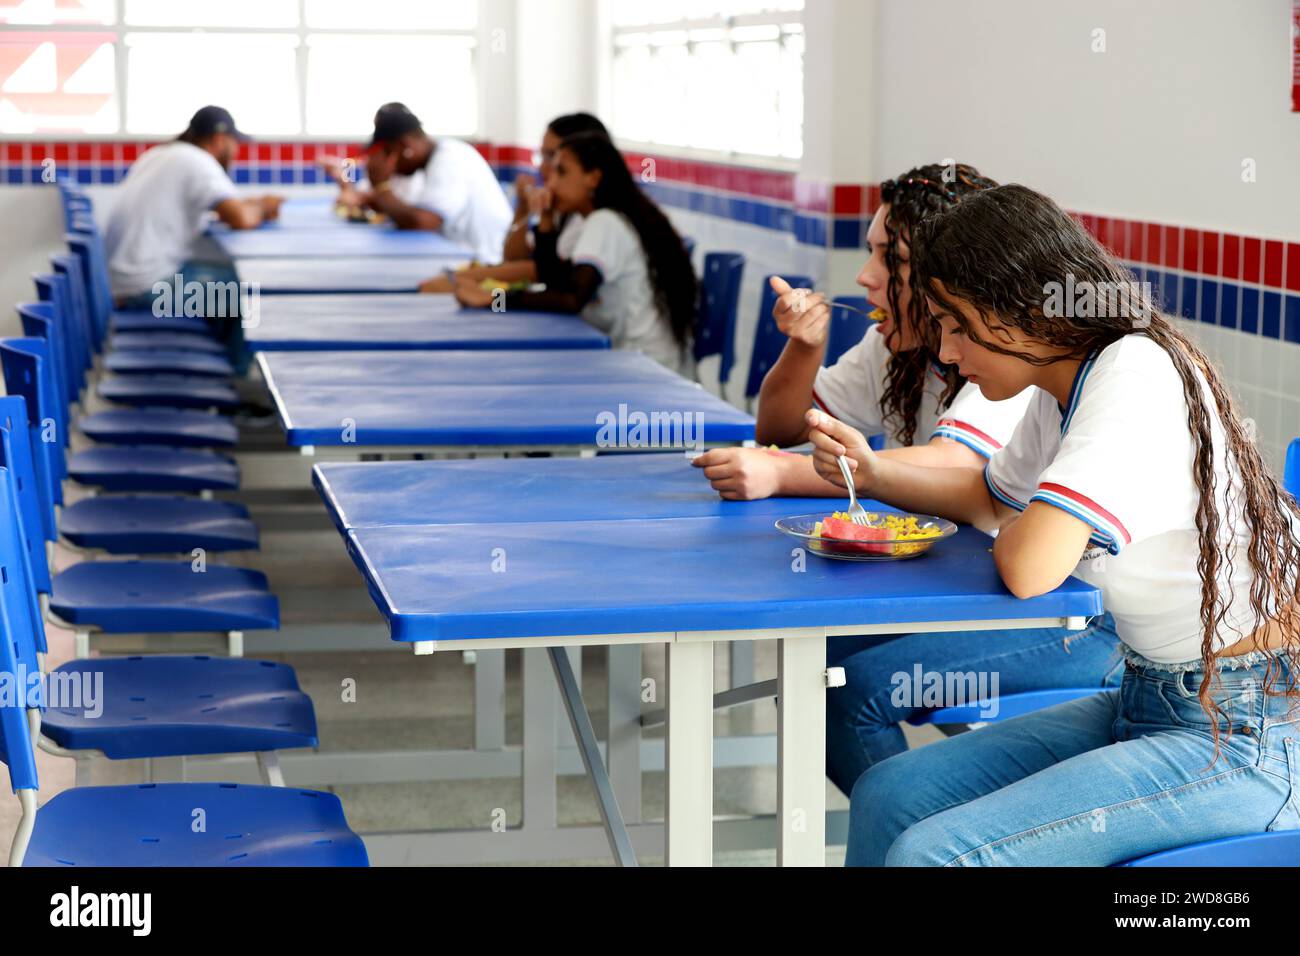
117 258 250 374
846 650 1299 866
826 613 1124 796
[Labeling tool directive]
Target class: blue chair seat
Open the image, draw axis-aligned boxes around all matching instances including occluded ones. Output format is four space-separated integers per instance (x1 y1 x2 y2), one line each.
98 373 239 411
78 408 238 448
41 655 315 758
68 445 239 492
108 332 227 354
50 560 278 633
1121 830 1300 866
108 310 215 336
23 783 367 867
905 688 1106 725
105 349 234 378
59 496 258 553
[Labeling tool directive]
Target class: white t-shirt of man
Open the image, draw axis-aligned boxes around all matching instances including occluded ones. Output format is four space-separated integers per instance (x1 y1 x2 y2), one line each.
103 141 237 299
391 138 512 263
572 208 691 377
812 324 1032 456
984 334 1298 664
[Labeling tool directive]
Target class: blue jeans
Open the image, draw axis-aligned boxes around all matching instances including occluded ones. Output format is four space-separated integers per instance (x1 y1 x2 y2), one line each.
117 259 249 373
846 649 1300 865
826 614 1123 794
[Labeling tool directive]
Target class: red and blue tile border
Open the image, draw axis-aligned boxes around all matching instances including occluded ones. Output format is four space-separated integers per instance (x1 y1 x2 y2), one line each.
4 140 1297 343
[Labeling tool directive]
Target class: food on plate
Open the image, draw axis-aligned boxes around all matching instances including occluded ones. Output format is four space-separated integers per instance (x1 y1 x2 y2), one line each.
478 277 532 293
813 511 943 556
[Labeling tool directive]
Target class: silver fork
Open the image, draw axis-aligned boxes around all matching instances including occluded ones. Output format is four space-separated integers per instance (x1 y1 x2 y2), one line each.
830 301 877 320
835 455 872 525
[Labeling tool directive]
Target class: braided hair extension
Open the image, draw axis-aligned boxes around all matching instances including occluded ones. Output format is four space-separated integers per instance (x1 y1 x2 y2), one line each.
876 164 999 445
913 183 1300 762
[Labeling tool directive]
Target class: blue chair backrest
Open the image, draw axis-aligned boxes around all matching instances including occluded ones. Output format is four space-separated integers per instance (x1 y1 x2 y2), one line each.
0 465 42 793
0 395 56 555
66 230 112 348
744 274 813 402
1285 437 1299 499
16 304 70 446
0 427 50 655
51 252 101 356
0 339 66 507
1121 830 1300 867
33 272 87 399
694 252 746 385
826 296 873 367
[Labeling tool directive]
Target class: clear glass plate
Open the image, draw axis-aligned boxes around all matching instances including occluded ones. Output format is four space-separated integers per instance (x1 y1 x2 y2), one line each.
774 512 958 562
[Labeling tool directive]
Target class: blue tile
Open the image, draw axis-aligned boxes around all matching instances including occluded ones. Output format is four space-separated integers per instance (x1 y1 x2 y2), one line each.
278 168 295 185
256 168 273 185
233 166 251 184
75 167 93 184
1262 290 1281 339
1285 295 1300 345
300 167 320 185
1157 271 1179 315
98 166 115 184
775 208 794 233
1219 281 1239 329
1198 279 1218 324
6 168 22 184
1240 287 1260 334
833 217 863 249
1179 276 1198 320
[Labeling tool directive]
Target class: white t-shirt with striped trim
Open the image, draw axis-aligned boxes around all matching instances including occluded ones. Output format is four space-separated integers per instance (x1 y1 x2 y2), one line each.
984 334 1293 664
812 324 1032 456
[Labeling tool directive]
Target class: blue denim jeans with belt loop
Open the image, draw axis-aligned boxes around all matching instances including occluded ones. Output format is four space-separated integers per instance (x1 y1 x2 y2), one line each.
117 258 249 373
845 647 1300 866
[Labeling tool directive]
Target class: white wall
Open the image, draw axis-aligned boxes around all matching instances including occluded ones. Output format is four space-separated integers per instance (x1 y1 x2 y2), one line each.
0 189 65 338
872 0 1300 240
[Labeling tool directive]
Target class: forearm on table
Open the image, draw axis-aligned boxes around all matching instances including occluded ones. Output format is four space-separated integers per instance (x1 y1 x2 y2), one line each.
755 340 825 446
772 452 854 497
369 192 441 231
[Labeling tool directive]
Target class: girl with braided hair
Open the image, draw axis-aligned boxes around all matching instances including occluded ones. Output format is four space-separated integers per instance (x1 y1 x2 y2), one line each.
808 183 1300 865
697 164 1123 796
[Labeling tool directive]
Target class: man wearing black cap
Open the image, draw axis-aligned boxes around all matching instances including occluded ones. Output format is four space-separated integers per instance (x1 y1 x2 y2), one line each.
328 102 511 262
104 105 283 306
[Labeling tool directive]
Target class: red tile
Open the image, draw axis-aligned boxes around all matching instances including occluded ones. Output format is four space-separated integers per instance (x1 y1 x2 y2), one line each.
1080 213 1097 236
1199 231 1220 276
866 183 882 214
76 143 92 162
299 143 317 163
28 143 47 162
237 143 251 163
1287 243 1300 292
1125 220 1145 261
1182 228 1200 273
1145 223 1162 265
1242 237 1261 283
4 143 21 163
257 144 272 163
832 184 863 216
1163 226 1180 268
1263 239 1284 287
1095 217 1112 250
1221 234 1241 280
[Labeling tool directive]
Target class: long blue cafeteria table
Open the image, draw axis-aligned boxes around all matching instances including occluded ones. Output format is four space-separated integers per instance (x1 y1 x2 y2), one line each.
243 293 608 352
256 350 754 450
236 257 453 294
211 217 473 259
321 454 1102 865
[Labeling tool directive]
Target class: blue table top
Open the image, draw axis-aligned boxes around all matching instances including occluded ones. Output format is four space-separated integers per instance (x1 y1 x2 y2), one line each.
244 293 608 351
344 513 1103 642
313 452 825 531
265 372 756 447
211 210 474 259
261 350 680 389
236 257 448 294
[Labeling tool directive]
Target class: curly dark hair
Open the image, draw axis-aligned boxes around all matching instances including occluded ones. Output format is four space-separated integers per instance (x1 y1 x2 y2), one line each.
913 183 1300 760
876 163 999 445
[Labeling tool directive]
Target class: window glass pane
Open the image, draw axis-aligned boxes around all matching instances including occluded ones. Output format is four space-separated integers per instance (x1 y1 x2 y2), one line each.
123 0 298 28
305 0 476 30
305 34 476 137
609 0 802 27
124 32 299 135
0 0 114 26
0 31 116 132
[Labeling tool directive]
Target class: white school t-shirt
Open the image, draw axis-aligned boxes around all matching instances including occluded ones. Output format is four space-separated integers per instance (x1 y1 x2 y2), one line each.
571 208 691 376
984 334 1299 664
812 324 1032 457
390 138 513 263
527 212 586 260
103 141 238 299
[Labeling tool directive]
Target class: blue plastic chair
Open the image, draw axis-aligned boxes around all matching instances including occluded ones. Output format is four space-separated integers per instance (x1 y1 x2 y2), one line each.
0 473 365 867
743 273 813 408
32 273 87 402
1285 436 1299 498
97 373 240 412
694 252 746 387
825 295 873 367
1120 830 1300 866
107 331 226 354
105 348 234 378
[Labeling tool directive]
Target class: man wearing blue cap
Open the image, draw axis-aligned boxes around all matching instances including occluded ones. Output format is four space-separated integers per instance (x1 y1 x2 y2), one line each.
328 102 511 262
104 105 282 307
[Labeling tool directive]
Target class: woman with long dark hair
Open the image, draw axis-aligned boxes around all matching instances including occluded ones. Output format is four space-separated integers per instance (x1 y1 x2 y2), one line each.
454 131 697 375
696 165 1122 797
808 183 1300 865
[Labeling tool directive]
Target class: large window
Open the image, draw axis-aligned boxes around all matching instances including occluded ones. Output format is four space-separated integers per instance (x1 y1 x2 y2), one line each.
607 0 803 160
0 0 479 137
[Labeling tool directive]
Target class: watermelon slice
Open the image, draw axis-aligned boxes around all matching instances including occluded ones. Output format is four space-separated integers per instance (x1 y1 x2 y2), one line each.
819 516 894 554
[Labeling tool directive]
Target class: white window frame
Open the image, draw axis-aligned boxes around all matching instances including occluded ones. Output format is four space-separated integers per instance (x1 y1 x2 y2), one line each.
0 0 486 140
600 5 804 171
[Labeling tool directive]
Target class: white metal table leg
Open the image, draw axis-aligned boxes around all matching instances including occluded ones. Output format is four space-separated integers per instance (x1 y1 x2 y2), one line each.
473 649 506 751
522 647 557 830
777 633 827 866
729 640 755 689
606 642 642 824
665 639 713 867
